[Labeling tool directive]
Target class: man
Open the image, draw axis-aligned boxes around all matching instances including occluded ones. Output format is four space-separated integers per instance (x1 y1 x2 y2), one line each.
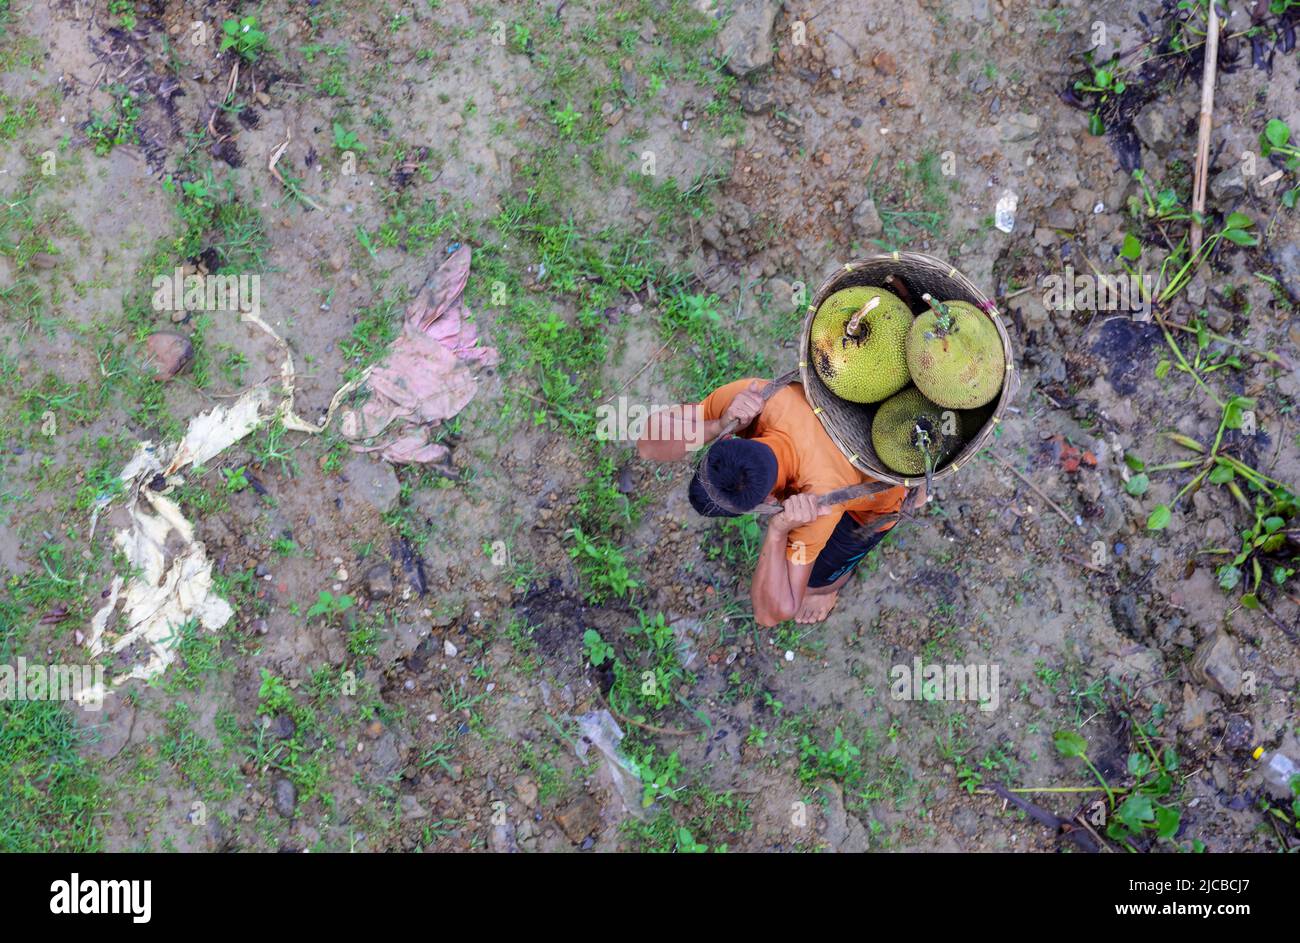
637 378 923 627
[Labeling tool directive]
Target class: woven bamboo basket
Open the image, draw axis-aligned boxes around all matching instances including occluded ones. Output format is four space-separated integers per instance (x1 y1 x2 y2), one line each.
798 251 1019 487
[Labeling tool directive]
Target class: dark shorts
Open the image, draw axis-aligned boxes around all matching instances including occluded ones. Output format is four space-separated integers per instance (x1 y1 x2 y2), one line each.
807 514 891 589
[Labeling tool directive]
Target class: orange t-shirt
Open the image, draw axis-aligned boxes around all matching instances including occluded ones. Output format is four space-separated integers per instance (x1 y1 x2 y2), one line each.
700 378 908 564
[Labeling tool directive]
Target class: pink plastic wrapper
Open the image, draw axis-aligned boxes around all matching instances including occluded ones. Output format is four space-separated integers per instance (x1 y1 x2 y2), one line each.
339 246 498 463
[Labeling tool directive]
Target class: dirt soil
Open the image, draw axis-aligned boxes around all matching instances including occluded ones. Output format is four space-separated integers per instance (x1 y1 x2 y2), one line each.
2 0 1299 853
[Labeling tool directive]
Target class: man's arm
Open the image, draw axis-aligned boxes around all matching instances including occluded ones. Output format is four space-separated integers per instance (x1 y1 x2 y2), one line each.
636 380 766 462
750 493 833 626
635 406 728 462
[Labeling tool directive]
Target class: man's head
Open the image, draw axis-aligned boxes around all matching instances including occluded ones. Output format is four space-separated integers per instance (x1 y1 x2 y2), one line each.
688 437 778 517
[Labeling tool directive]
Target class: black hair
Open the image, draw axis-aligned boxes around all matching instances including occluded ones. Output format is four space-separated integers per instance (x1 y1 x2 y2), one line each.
688 438 778 517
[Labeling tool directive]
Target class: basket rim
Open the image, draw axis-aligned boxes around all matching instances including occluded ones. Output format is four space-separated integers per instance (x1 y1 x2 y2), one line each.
798 251 1018 488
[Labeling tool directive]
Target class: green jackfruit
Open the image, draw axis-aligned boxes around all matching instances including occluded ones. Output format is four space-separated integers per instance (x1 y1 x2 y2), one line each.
810 286 913 404
905 294 1005 410
871 387 962 477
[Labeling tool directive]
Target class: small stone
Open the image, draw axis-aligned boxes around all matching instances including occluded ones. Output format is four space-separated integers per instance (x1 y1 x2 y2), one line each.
444 639 458 658
365 563 393 600
555 794 601 843
273 777 297 818
1192 630 1242 699
871 50 897 76
1209 164 1246 201
145 331 193 381
1224 715 1253 754
739 85 777 115
514 775 539 808
715 0 781 77
851 197 882 237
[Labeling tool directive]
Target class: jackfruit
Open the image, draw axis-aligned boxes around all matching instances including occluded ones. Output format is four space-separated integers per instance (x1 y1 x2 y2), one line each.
810 286 913 403
905 294 1005 410
871 387 962 477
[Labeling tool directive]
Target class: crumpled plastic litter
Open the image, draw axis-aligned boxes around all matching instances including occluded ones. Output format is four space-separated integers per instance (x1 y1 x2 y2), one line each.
86 384 276 694
86 246 497 692
575 710 650 817
338 246 498 464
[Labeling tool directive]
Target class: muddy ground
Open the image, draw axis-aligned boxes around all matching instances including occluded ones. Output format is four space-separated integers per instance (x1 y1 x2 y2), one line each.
2 0 1299 852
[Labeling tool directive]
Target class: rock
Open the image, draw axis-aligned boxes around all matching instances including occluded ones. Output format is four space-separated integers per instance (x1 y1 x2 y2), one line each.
514 775 539 809
997 112 1040 144
851 197 882 237
1133 101 1176 153
343 457 401 514
269 713 295 739
1192 630 1242 698
1206 307 1232 333
871 50 897 76
273 777 297 818
1209 164 1246 201
1180 682 1218 731
739 84 777 114
555 794 601 843
716 0 781 77
145 331 193 381
1224 715 1253 754
364 563 393 600
1269 243 1300 303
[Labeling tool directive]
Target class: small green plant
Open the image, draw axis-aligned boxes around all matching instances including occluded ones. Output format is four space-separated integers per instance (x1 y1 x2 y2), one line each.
1054 724 1188 850
332 122 365 154
1073 57 1126 136
1260 119 1300 207
222 465 250 492
550 102 582 138
583 628 615 667
566 526 639 602
86 91 140 156
221 16 267 62
306 589 354 623
108 0 136 29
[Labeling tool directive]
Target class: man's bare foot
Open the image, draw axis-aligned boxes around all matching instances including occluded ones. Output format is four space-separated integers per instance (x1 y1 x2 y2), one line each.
795 590 838 624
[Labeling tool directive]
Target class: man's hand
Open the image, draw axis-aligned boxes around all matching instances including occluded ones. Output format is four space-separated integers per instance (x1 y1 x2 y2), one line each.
771 492 833 532
720 380 765 430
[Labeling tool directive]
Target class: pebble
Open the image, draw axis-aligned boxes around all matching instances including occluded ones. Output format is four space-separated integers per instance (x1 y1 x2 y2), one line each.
145 331 193 381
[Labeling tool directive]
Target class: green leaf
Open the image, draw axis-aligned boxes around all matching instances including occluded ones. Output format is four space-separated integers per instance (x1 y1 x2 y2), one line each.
1117 794 1155 831
1124 452 1146 472
1240 593 1259 609
1155 359 1171 379
1120 232 1142 260
1125 473 1150 496
1221 228 1259 247
1265 118 1291 149
1088 111 1105 136
1094 68 1112 87
1218 565 1241 591
1208 464 1235 485
1053 730 1088 758
1155 805 1180 839
1127 752 1152 777
1264 516 1284 533
1147 504 1172 530
1224 211 1254 230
